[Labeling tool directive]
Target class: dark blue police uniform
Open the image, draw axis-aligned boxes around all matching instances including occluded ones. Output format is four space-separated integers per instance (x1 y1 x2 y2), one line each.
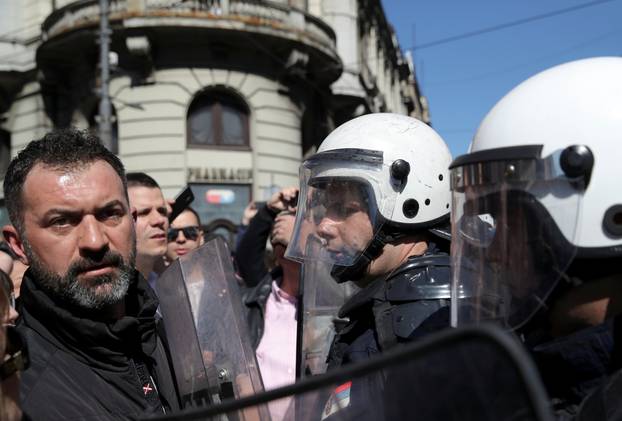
320 247 451 420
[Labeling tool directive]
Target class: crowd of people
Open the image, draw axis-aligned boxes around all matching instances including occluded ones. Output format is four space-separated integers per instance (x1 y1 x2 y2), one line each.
0 56 621 420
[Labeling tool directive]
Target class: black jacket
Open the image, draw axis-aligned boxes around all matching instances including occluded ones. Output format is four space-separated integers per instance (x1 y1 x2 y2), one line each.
18 269 181 420
236 204 277 288
572 314 622 421
242 267 282 349
575 367 622 421
317 249 451 420
327 249 451 367
236 203 281 348
528 319 615 420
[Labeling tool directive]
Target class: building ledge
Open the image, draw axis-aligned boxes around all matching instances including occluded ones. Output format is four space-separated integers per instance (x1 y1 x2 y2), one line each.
40 0 341 83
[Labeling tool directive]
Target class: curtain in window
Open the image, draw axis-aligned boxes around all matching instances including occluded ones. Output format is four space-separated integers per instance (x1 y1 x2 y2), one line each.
189 102 215 145
221 104 245 145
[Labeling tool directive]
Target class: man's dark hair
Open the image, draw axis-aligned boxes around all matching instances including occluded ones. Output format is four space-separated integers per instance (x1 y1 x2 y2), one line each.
3 128 127 234
126 172 161 189
181 206 202 226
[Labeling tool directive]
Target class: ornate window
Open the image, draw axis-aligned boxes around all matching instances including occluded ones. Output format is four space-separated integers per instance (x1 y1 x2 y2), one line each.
187 90 250 148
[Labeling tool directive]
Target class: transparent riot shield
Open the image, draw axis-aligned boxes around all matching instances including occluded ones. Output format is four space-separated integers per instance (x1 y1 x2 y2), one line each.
146 324 554 421
297 259 358 378
156 237 270 419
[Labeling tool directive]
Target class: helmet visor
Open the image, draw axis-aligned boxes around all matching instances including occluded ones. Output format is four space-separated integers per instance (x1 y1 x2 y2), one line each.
285 149 396 267
450 148 582 330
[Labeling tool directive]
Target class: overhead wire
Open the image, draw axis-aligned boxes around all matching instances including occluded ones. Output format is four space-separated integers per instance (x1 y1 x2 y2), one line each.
408 0 617 51
425 28 622 87
317 0 619 77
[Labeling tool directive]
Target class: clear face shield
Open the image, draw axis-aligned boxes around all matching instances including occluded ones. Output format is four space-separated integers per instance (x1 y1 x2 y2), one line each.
450 147 583 330
285 149 397 269
298 255 360 378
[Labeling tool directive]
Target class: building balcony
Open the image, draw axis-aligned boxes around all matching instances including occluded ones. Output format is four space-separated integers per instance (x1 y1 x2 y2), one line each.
38 0 341 85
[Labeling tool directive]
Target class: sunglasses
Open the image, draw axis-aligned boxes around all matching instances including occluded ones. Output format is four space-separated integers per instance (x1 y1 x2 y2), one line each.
1 325 29 380
167 226 201 242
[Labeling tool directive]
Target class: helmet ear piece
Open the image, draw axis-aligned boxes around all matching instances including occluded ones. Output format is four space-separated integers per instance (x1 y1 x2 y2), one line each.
390 159 410 189
560 145 593 184
603 205 622 237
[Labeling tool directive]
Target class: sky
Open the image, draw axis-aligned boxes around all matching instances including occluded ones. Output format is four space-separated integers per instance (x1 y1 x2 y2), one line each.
381 0 622 157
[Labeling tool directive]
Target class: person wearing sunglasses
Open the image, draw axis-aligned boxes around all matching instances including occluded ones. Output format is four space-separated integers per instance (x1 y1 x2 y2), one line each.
165 207 204 263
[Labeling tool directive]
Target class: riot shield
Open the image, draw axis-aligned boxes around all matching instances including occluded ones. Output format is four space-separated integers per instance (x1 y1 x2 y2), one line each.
146 324 554 421
297 259 358 378
156 237 269 419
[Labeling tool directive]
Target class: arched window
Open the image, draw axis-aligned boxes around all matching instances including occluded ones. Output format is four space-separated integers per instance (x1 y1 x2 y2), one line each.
187 90 250 148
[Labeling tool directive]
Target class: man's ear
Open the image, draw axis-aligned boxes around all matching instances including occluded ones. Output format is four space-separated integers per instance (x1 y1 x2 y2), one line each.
2 225 29 265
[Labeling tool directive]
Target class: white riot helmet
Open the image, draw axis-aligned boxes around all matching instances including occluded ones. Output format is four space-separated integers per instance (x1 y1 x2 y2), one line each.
286 113 452 283
450 57 622 330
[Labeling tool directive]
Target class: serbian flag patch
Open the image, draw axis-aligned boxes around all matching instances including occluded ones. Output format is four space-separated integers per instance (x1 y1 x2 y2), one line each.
321 381 352 420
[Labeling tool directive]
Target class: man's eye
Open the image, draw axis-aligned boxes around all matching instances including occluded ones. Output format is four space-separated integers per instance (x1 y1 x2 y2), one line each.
49 217 72 227
101 209 123 220
344 206 358 215
327 203 346 218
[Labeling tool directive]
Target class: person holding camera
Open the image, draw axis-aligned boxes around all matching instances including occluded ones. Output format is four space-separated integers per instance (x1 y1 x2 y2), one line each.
236 186 300 421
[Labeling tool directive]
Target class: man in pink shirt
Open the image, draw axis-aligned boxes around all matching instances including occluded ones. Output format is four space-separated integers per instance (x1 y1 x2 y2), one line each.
238 188 300 420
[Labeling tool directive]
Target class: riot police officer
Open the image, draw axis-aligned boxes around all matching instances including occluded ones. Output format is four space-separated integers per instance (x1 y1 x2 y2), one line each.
286 112 454 371
449 57 622 418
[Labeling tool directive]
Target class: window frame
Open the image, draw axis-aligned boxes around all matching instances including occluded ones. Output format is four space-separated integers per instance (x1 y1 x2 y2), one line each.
186 90 251 150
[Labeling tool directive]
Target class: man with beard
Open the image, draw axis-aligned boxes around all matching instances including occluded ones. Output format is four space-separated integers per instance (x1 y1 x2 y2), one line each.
1 129 180 420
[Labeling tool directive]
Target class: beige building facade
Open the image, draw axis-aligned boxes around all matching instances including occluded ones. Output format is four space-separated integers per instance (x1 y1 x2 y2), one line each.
0 0 428 241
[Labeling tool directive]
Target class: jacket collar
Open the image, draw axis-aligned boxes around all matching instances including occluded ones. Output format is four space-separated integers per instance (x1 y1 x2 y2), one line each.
530 319 614 403
338 248 447 319
19 268 159 371
244 266 283 306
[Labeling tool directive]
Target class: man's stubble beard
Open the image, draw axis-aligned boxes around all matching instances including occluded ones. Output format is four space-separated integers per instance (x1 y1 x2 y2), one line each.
23 236 137 310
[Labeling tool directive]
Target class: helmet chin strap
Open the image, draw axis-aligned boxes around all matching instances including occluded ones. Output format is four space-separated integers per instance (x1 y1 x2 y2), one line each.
330 230 388 284
329 212 443 284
